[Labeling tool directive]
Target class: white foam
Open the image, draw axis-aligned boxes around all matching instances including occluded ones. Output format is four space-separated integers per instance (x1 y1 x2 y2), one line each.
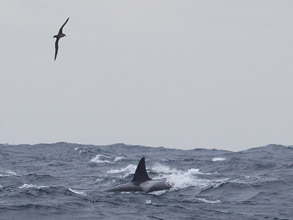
152 164 211 190
19 184 48 189
0 185 3 189
212 157 226 162
145 200 152 204
90 154 111 164
107 164 136 174
0 170 17 177
231 175 272 184
69 188 87 196
196 198 221 203
168 169 210 190
114 156 126 162
149 190 168 196
152 164 177 174
152 164 206 175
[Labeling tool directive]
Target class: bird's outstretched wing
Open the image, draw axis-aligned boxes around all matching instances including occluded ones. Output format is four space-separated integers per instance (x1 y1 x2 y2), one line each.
54 38 60 60
58 17 69 35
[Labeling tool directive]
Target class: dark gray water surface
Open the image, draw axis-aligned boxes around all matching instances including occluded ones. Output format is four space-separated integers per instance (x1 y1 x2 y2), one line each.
0 143 292 220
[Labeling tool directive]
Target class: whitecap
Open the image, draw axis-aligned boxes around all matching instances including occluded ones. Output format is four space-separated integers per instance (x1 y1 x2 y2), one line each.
69 188 87 196
151 164 176 174
151 164 211 190
107 164 136 174
90 154 111 164
145 200 152 204
149 190 168 196
0 170 17 177
19 184 48 189
152 164 205 175
231 175 273 184
167 169 211 190
114 156 126 162
212 157 226 162
196 198 221 203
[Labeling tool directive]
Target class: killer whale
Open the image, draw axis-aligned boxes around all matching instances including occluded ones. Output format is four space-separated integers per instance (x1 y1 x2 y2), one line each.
106 157 171 193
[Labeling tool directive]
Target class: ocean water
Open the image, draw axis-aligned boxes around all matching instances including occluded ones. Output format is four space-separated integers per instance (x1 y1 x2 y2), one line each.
0 143 292 220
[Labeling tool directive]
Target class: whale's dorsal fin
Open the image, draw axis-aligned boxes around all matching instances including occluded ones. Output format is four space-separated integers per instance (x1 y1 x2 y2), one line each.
131 157 152 183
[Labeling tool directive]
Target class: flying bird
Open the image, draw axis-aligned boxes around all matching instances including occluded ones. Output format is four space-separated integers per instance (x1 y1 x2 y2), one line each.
53 17 69 60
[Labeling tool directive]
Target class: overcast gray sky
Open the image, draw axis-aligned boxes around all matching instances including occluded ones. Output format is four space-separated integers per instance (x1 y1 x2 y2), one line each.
1 1 293 151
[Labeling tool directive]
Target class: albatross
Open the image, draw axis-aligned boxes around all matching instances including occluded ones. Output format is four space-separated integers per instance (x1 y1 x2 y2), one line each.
53 17 69 60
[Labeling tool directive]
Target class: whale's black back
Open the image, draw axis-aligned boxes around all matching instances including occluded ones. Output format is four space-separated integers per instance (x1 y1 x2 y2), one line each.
131 157 152 183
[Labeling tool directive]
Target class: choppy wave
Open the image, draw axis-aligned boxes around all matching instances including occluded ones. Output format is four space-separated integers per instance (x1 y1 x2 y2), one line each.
166 168 212 190
69 188 87 196
212 157 226 162
90 154 127 164
145 199 152 204
150 163 211 190
114 156 126 162
0 170 17 177
196 197 221 203
90 154 112 164
19 184 48 189
0 143 292 220
107 164 136 177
